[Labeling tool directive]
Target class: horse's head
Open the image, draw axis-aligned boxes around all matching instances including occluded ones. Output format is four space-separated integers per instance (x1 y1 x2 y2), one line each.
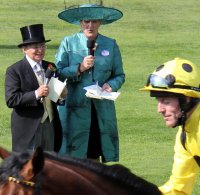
0 147 44 195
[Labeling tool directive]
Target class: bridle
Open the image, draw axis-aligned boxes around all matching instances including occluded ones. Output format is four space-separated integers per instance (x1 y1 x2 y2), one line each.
7 176 41 195
8 176 35 187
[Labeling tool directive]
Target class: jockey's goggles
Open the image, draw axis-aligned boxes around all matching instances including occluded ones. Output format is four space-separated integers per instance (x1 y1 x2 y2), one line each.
146 74 200 92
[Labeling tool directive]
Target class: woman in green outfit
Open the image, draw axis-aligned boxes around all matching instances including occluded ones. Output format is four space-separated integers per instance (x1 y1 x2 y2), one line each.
55 3 125 162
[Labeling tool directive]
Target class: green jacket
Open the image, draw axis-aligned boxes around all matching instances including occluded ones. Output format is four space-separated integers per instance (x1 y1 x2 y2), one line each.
55 32 125 162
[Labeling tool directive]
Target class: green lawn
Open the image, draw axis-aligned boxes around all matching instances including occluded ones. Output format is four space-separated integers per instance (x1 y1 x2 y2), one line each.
0 0 200 194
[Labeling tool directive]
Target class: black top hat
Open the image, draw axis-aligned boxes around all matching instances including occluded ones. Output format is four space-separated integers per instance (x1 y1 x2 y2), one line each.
17 24 51 48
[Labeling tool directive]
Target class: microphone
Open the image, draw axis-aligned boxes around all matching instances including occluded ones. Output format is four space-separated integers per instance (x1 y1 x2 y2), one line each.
40 68 55 102
87 40 95 81
87 39 95 56
44 68 54 85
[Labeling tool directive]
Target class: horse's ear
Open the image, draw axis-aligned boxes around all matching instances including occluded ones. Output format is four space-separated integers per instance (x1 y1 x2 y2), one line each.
0 146 10 159
32 147 45 174
20 147 44 180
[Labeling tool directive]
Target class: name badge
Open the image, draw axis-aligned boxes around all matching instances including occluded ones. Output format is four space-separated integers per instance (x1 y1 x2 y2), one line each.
101 50 109 56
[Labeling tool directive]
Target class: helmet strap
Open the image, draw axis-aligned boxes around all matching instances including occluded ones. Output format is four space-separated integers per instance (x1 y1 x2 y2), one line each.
177 97 199 150
179 111 187 150
173 97 187 127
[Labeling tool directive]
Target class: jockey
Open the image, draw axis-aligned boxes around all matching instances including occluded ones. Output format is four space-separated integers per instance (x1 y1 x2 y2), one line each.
141 58 200 195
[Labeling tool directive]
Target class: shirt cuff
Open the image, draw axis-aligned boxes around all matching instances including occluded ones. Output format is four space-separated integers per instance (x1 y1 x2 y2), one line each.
35 90 40 100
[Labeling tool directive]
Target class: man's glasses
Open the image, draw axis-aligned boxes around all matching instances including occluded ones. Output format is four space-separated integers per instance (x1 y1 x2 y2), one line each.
27 44 47 49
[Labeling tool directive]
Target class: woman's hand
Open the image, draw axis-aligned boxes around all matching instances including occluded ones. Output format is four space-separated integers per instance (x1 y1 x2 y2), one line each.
79 55 95 73
102 83 112 92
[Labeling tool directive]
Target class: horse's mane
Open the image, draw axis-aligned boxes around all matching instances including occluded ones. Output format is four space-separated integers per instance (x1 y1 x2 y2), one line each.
44 151 161 195
0 151 31 183
0 150 161 195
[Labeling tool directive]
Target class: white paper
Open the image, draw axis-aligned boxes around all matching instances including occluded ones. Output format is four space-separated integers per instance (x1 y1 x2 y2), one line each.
84 84 120 101
47 77 66 102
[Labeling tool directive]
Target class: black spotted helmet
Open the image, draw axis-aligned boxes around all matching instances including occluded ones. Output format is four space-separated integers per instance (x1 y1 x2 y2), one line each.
141 58 200 98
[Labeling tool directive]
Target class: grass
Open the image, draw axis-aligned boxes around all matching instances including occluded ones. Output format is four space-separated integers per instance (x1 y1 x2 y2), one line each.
0 0 200 194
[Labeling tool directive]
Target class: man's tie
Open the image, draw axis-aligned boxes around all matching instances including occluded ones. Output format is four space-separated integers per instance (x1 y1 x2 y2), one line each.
33 64 54 123
33 63 44 83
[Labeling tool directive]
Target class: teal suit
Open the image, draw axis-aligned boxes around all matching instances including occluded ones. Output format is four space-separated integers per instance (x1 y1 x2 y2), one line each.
55 32 125 162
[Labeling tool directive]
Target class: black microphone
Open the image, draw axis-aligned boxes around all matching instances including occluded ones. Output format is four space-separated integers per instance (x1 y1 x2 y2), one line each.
40 68 55 102
87 39 95 56
87 40 95 81
44 68 54 85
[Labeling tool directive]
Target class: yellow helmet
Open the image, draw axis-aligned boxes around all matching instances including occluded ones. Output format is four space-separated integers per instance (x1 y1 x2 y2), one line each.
141 58 200 98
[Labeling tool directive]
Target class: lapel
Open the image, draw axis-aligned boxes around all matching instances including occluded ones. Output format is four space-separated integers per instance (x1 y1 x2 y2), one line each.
22 57 39 89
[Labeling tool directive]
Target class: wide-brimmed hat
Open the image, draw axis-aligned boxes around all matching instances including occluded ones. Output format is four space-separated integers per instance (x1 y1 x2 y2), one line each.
58 4 123 25
18 24 51 48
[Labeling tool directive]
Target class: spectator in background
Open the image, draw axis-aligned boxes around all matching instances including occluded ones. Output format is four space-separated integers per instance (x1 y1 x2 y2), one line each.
5 24 65 152
141 58 200 195
55 3 125 162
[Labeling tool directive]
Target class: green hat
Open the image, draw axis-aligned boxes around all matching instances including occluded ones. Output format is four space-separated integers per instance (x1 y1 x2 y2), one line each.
58 4 123 25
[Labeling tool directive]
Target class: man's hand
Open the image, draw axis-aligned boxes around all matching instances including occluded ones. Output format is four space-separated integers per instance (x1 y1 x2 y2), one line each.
60 87 68 99
36 85 49 97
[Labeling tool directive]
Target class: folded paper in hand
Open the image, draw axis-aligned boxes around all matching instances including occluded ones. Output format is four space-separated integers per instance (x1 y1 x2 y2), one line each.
84 84 120 101
47 77 66 102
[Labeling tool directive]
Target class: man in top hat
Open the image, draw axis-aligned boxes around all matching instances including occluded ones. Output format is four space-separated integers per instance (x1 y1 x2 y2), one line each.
55 3 125 162
5 24 64 152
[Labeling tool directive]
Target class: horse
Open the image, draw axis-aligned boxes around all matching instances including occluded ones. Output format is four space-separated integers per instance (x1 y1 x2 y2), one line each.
0 147 161 195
